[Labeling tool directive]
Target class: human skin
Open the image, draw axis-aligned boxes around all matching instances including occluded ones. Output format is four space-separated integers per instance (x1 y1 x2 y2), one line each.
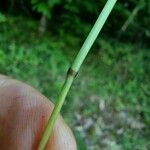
0 75 77 150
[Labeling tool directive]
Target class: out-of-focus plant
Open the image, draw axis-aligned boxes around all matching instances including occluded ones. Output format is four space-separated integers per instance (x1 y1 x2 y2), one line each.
0 12 7 23
0 0 149 44
31 0 61 35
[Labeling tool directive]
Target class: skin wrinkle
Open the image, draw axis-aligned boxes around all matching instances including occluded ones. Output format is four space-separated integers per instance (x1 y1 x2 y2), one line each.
0 75 77 150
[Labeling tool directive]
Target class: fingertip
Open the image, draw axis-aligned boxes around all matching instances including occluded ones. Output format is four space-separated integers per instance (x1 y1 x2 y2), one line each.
45 117 77 150
0 75 77 150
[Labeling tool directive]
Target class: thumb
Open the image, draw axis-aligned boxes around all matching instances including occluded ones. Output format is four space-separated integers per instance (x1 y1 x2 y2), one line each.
0 75 77 150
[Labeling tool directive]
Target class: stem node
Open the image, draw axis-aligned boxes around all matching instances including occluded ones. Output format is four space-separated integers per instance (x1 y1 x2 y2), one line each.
67 67 78 78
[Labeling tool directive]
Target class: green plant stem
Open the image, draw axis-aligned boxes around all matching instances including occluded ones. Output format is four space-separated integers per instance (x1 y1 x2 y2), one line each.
120 0 144 32
38 0 117 149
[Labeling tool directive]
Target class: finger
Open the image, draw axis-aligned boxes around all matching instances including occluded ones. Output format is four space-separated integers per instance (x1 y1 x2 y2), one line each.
45 117 77 150
0 75 77 150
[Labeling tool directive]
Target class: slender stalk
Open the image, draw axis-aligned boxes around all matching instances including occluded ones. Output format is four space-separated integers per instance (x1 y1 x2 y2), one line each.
38 0 117 149
120 0 143 33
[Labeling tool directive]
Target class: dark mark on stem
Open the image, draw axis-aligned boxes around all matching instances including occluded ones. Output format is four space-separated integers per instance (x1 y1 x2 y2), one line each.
67 67 78 78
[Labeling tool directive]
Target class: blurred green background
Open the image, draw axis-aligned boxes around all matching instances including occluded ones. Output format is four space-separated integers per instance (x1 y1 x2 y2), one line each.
0 0 150 149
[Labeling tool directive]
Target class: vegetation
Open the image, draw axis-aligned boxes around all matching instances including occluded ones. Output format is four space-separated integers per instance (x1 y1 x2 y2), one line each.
0 0 150 149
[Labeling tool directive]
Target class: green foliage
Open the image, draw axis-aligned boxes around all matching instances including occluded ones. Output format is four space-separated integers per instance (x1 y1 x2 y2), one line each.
31 0 61 17
0 0 149 45
0 16 149 149
0 12 7 23
98 39 150 124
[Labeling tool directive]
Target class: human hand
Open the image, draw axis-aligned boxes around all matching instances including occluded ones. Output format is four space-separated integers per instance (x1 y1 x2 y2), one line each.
0 75 77 150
